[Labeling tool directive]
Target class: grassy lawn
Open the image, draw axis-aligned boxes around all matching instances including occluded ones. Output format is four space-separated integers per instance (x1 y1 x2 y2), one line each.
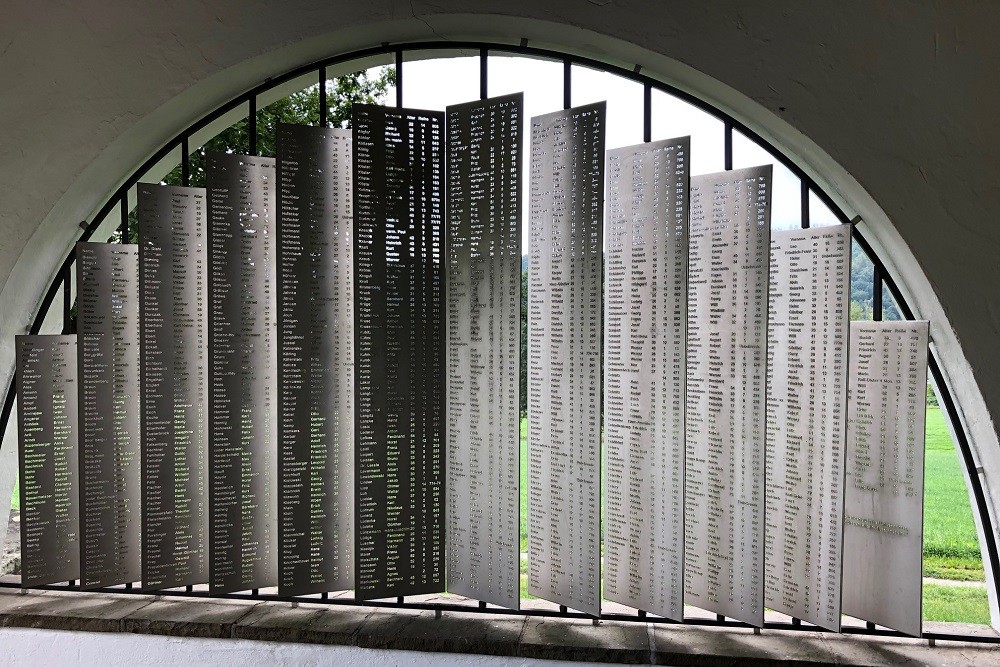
923 584 990 624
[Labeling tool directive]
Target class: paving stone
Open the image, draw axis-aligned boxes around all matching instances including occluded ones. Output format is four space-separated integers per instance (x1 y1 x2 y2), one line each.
232 602 327 642
296 604 373 645
382 610 525 656
0 590 152 633
121 597 259 638
519 616 650 664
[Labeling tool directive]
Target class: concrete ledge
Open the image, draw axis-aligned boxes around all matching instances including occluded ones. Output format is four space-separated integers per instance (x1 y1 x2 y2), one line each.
1 589 999 666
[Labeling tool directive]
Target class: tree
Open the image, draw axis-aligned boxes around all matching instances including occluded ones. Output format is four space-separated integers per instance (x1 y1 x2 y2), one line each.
117 67 395 243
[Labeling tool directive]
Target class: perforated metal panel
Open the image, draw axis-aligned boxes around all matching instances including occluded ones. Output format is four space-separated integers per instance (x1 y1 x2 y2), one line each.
276 124 354 596
527 103 604 617
842 320 928 637
603 137 689 620
764 225 851 630
684 166 771 626
207 152 278 593
16 335 80 587
353 105 445 600
445 94 522 610
76 242 141 589
138 184 208 591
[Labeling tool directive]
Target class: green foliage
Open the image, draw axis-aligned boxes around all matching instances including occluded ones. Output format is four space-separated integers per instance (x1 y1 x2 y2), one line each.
923 584 990 624
115 68 395 244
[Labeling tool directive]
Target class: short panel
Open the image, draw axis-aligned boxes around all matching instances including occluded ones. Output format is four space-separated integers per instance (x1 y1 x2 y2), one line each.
354 105 445 600
603 137 689 620
527 103 604 617
76 242 141 589
842 320 929 637
138 184 209 591
445 94 522 610
277 124 354 596
207 152 278 593
684 166 771 626
765 225 851 631
17 335 80 586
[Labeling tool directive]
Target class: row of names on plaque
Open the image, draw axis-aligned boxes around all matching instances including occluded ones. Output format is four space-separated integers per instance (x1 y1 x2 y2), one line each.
15 95 930 636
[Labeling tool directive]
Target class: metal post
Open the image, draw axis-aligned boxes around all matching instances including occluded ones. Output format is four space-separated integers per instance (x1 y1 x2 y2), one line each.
643 83 652 144
119 194 129 242
62 263 72 334
872 264 883 322
181 137 190 187
395 50 403 108
724 121 733 171
480 48 488 101
801 181 810 228
249 97 258 156
319 66 328 127
397 596 405 605
563 59 571 110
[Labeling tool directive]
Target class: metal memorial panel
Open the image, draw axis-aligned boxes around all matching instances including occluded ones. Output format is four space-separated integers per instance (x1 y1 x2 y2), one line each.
603 137 690 620
277 124 354 596
445 94 522 610
76 242 141 588
527 102 604 617
16 335 80 586
842 320 929 637
765 225 851 631
353 105 445 600
138 184 208 591
684 165 771 626
207 152 278 593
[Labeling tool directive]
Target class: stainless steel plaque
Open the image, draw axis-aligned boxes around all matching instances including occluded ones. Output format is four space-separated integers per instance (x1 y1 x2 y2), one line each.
684 165 771 626
138 184 208 591
353 105 445 600
603 137 690 620
76 242 141 589
445 94 522 610
277 124 354 596
527 103 604 617
842 320 929 637
17 335 80 586
765 225 851 631
207 152 278 593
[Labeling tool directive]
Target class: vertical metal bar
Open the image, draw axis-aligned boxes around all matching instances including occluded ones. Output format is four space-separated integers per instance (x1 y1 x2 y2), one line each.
638 609 647 619
866 621 877 631
397 596 405 605
480 48 488 100
559 605 568 615
119 193 129 242
181 137 190 187
319 66 328 127
872 263 883 322
724 121 733 171
249 97 258 156
321 592 329 600
62 262 72 335
563 59 571 110
395 49 403 108
643 83 652 144
252 588 260 597
186 585 193 592
801 181 810 229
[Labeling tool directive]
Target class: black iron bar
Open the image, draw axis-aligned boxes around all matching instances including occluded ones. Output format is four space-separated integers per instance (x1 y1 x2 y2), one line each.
801 181 810 229
643 83 651 144
872 264 883 322
62 263 72 334
480 48 488 100
319 66 328 127
248 97 257 156
723 121 733 171
395 50 403 108
181 137 190 187
119 194 129 242
563 59 571 110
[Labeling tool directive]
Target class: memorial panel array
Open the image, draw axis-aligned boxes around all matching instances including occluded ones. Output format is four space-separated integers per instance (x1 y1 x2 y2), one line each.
843 320 929 637
354 105 446 600
17 335 80 587
445 94 522 609
138 184 209 591
76 242 141 589
527 102 604 617
684 166 771 626
603 136 690 620
764 225 851 630
277 123 355 596
207 152 278 593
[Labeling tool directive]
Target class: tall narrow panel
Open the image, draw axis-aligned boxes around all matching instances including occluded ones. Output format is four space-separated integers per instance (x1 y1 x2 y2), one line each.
17 335 80 586
527 102 604 617
207 152 278 593
277 124 354 596
445 94 522 610
765 225 851 630
76 242 140 588
843 320 929 637
684 165 771 626
603 136 690 620
353 105 445 599
138 184 208 591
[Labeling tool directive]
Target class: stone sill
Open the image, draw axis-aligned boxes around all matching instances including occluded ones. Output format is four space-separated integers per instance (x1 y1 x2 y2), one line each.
0 587 998 666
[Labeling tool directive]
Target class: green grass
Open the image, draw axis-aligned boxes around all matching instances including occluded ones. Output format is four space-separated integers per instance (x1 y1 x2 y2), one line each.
923 406 984 580
923 584 991 624
9 477 17 511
